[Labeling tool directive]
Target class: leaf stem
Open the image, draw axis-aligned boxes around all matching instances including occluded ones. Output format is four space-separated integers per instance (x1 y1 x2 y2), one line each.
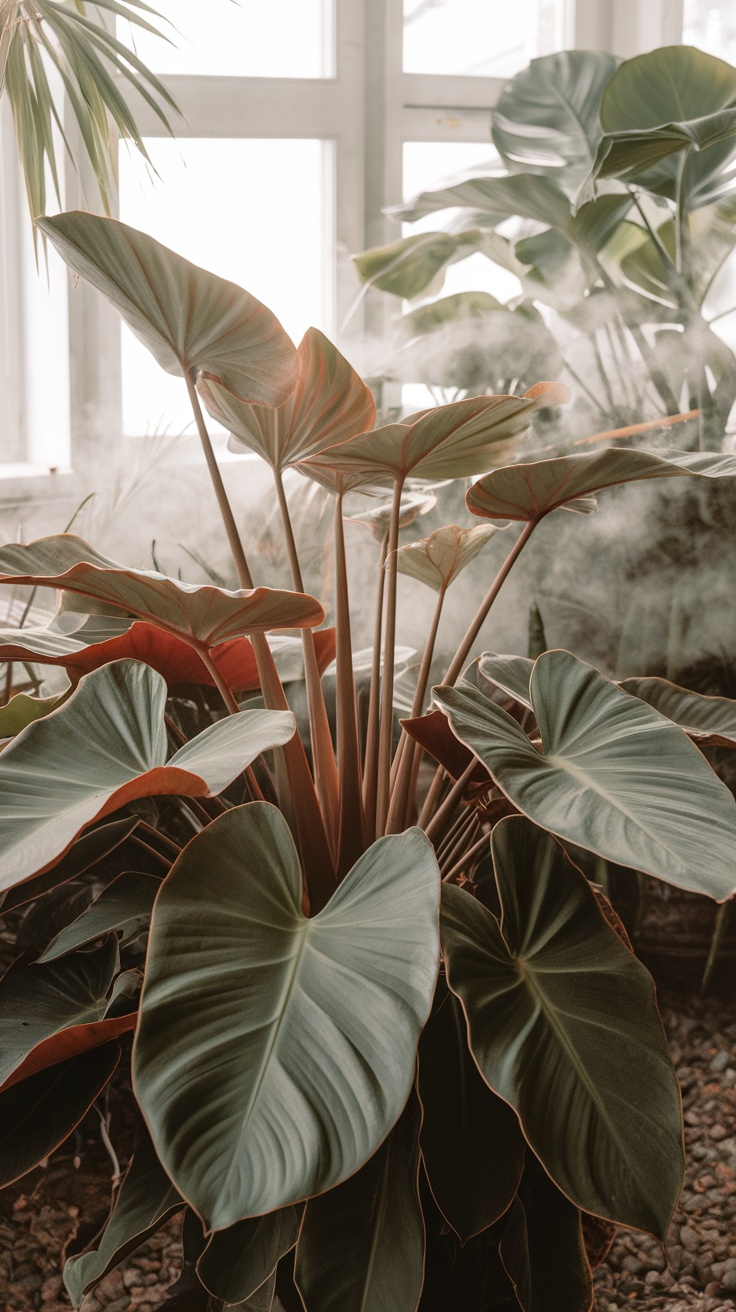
362 528 389 836
184 372 254 591
334 493 366 873
442 830 491 884
386 583 447 834
423 759 477 842
375 479 405 837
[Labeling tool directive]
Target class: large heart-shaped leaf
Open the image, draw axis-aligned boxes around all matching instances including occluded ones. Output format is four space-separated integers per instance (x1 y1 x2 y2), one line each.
393 524 501 592
295 1095 425 1312
441 817 684 1237
0 659 296 891
0 535 324 648
37 212 297 401
197 1208 299 1305
434 650 736 899
466 447 736 522
418 983 525 1242
0 938 131 1089
63 1127 185 1308
595 46 736 209
392 173 572 230
39 872 160 963
306 393 539 486
133 804 440 1229
492 51 621 197
200 328 376 471
0 1044 121 1192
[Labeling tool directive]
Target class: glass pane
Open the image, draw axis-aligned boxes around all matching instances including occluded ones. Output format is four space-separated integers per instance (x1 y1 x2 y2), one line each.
119 138 333 437
118 0 333 78
403 0 567 78
683 2 736 61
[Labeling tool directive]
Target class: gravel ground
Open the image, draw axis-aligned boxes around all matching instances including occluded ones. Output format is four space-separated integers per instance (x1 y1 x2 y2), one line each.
0 988 733 1310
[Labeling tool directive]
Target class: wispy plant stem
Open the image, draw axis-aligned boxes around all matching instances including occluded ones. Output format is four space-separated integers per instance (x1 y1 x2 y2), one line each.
199 646 241 715
423 759 477 843
375 479 405 837
185 373 254 591
387 583 447 834
362 528 389 835
334 493 366 871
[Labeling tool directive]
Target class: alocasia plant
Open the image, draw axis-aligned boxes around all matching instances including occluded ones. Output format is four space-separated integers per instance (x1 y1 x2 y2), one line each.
2 209 736 1311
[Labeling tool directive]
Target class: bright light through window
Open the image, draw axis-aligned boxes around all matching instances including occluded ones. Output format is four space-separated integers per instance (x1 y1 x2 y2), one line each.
683 2 736 59
403 0 567 77
119 137 334 438
118 0 334 78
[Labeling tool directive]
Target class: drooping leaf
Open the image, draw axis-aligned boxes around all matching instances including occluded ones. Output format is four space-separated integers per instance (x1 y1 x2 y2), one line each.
392 524 502 592
492 51 621 197
499 1156 594 1312
0 691 64 737
0 817 140 913
466 447 736 522
63 1126 185 1308
0 535 324 647
295 1095 425 1312
619 675 736 747
0 1043 121 1191
441 817 684 1238
0 658 295 891
0 938 134 1090
434 650 736 900
197 1208 299 1305
133 804 440 1229
38 872 160 963
37 212 297 402
418 983 525 1242
352 229 486 298
201 327 376 470
392 173 572 230
594 45 736 209
306 393 539 486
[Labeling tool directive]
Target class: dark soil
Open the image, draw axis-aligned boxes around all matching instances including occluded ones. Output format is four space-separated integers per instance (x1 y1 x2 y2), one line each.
0 990 733 1311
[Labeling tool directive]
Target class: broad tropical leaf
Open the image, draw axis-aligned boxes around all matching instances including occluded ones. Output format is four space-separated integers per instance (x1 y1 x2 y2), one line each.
63 1127 184 1308
392 524 502 592
499 1158 594 1312
595 46 736 208
400 709 488 786
392 173 572 230
0 535 324 647
0 816 140 913
442 817 684 1237
134 804 440 1228
352 229 485 298
39 872 160 963
295 1096 425 1312
0 1044 121 1191
200 327 375 470
466 447 736 522
434 650 736 899
0 659 295 890
477 653 534 708
620 676 736 747
0 691 64 736
0 938 134 1089
492 51 621 196
197 1209 299 1305
37 213 297 402
418 984 525 1241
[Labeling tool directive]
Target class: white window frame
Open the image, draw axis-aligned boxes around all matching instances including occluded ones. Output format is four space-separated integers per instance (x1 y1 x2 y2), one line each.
0 0 690 509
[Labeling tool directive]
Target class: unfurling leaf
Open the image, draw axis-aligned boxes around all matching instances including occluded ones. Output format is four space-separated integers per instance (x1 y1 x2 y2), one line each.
134 804 440 1229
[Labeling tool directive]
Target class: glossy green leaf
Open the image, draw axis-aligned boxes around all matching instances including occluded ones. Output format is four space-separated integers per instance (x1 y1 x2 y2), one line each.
392 524 502 592
499 1157 594 1312
0 658 296 890
197 1209 299 1304
492 51 621 197
392 173 571 230
38 872 160 963
418 984 525 1241
295 1095 425 1312
37 212 297 402
201 327 375 470
0 534 324 646
620 676 736 747
595 46 736 208
466 447 736 522
0 691 64 737
0 938 120 1087
352 229 485 298
442 817 684 1237
308 393 539 485
134 804 440 1229
434 650 736 899
63 1127 184 1307
0 1043 121 1191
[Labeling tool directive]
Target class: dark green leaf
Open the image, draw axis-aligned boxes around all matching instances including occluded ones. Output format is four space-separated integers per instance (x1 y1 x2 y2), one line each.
0 817 140 914
500 1155 594 1312
38 872 160 963
197 1208 299 1305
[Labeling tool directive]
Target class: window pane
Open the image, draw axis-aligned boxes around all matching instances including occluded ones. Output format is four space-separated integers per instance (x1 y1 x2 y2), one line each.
683 2 736 60
119 138 333 438
403 0 567 78
118 0 333 78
